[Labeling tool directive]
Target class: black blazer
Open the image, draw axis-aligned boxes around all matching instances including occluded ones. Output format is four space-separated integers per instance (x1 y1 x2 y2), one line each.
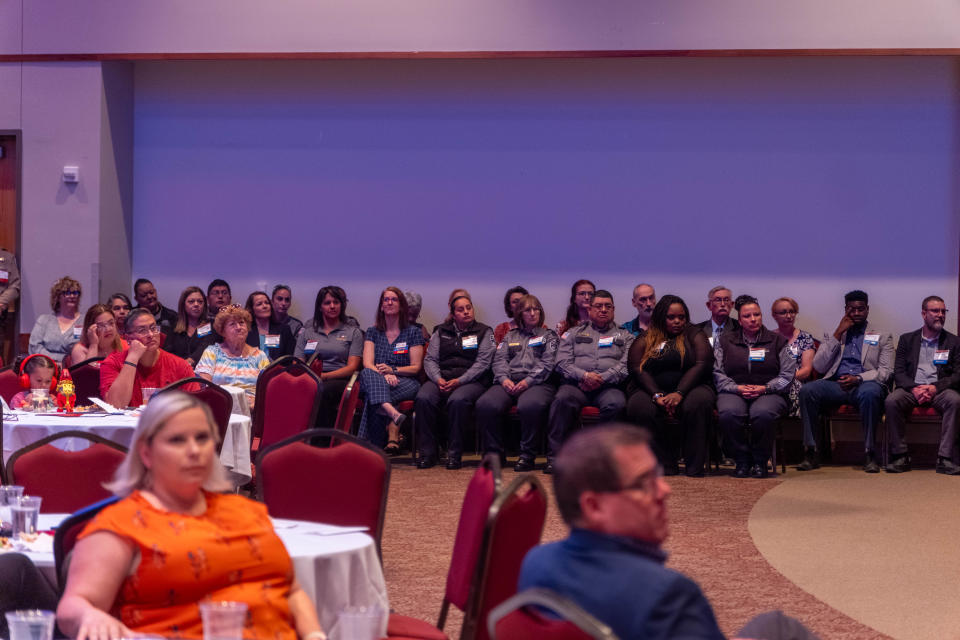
246 321 295 360
695 317 740 338
893 328 960 392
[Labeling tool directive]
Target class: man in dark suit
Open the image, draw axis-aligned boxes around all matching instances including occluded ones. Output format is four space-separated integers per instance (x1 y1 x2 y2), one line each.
884 296 960 475
696 285 739 342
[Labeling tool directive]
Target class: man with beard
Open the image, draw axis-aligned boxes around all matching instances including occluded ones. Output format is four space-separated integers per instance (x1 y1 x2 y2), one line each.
621 283 656 338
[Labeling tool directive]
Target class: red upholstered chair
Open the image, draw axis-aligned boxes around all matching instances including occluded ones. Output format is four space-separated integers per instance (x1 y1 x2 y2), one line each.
53 495 119 591
0 365 21 404
487 588 619 640
251 356 321 453
256 428 390 556
304 352 324 379
67 357 105 405
157 377 233 447
388 462 546 640
332 372 362 437
6 431 127 513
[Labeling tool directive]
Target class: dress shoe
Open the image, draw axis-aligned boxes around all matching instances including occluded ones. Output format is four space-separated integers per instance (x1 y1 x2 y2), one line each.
750 463 769 479
445 457 462 470
863 454 881 474
734 464 750 479
416 456 437 470
884 454 911 473
796 448 820 471
514 457 535 472
543 462 554 475
936 457 960 475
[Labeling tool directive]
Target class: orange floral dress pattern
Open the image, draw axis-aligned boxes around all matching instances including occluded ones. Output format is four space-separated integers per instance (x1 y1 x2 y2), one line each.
78 491 296 640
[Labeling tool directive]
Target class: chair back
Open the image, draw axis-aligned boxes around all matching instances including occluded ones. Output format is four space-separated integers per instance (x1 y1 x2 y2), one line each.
53 495 120 592
157 377 232 445
488 588 619 640
68 357 106 405
252 356 321 450
305 351 324 378
7 431 127 513
256 428 390 555
332 371 362 437
0 365 21 404
464 473 547 640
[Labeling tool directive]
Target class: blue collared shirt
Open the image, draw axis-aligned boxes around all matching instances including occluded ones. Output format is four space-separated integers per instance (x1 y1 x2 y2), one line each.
835 324 866 378
915 333 940 385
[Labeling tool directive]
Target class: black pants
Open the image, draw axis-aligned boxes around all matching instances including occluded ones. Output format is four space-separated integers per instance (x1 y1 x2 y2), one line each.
476 384 556 460
315 376 349 429
626 384 715 476
415 380 487 460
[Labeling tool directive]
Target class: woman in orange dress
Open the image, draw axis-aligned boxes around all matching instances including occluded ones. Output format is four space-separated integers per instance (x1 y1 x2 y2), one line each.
57 392 326 640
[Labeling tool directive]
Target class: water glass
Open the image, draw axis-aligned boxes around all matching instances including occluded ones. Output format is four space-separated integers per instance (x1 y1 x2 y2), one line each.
5 610 55 640
30 389 52 412
12 496 42 548
199 601 247 640
0 485 24 536
141 387 160 406
333 605 384 640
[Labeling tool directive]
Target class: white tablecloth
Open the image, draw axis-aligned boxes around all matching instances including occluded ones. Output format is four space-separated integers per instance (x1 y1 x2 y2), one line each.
2 411 253 487
221 384 252 418
21 515 388 638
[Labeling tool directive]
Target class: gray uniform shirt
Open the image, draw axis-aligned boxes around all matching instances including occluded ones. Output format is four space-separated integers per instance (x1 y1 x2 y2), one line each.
425 326 496 384
294 322 363 372
493 327 559 386
556 322 634 385
0 249 20 308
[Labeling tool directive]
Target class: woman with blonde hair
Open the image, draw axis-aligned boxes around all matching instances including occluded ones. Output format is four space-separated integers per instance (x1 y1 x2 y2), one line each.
68 303 126 365
770 296 816 417
58 391 325 640
28 276 84 363
195 305 269 407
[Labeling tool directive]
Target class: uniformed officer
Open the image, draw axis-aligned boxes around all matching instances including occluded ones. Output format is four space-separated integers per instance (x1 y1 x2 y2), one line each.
0 248 20 361
545 289 634 473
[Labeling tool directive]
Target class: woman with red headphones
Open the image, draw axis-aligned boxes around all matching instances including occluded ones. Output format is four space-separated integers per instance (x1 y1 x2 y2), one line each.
9 355 59 410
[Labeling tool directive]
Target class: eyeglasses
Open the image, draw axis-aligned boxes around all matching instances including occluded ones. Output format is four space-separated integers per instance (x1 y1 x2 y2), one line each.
95 320 116 330
614 465 664 494
773 310 797 316
710 297 732 305
924 308 948 315
575 291 595 298
591 303 614 311
62 290 81 297
127 324 160 337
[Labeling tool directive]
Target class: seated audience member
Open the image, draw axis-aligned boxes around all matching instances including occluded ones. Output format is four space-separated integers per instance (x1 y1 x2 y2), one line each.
195 305 270 407
100 308 195 408
271 284 304 338
798 290 893 473
626 295 714 477
416 294 495 469
518 424 816 640
405 290 430 342
28 276 83 363
433 288 471 331
133 278 177 333
621 283 656 337
493 285 528 343
477 294 558 471
69 304 126 365
107 293 132 334
245 291 295 360
547 290 634 474
162 286 217 366
885 296 960 475
294 286 363 429
555 279 595 336
714 295 795 478
10 355 58 410
770 297 816 418
329 286 362 329
57 392 326 640
206 279 232 322
357 287 425 449
696 285 739 342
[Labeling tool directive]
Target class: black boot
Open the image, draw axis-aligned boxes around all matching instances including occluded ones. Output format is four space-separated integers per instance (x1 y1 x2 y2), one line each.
796 447 820 471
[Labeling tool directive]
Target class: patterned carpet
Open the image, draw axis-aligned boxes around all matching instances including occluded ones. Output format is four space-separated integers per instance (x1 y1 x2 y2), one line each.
379 456 892 639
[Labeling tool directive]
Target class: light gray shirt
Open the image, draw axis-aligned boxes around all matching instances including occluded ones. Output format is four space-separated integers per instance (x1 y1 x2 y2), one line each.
492 327 558 387
294 321 363 372
556 322 634 385
28 313 82 363
915 333 940 385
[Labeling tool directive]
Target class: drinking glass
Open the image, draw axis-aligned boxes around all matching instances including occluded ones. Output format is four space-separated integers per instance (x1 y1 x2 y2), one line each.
199 601 247 640
11 496 42 549
5 610 55 640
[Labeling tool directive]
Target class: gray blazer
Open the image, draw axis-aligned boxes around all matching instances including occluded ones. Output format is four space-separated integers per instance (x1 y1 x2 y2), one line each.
813 321 894 385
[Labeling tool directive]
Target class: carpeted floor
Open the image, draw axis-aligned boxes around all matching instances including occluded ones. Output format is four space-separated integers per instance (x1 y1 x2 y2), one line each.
379 456 901 639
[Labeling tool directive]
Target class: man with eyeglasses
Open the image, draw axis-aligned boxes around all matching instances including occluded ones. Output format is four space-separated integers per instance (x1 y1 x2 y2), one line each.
518 424 815 640
206 279 232 323
133 278 177 333
620 283 656 338
546 290 634 474
696 285 739 343
100 308 194 408
884 296 960 475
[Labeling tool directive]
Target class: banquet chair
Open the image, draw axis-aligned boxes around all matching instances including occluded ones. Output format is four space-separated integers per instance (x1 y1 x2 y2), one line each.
68 357 105 405
6 431 127 513
305 351 324 379
157 377 233 447
332 371 362 437
251 356 321 453
388 463 544 640
53 495 119 592
0 364 21 405
487 588 619 640
256 428 390 556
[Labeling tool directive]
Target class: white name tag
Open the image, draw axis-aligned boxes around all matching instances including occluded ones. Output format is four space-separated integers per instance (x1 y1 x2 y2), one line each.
393 342 408 355
708 336 715 347
934 350 950 365
598 336 614 348
658 341 667 352
197 323 212 337
0 270 9 284
305 340 319 354
528 336 544 347
749 348 766 361
72 325 82 339
264 334 280 348
864 333 880 346
462 335 478 349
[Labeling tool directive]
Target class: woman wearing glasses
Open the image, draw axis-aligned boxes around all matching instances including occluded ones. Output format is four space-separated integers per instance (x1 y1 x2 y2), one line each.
770 297 815 417
28 276 84 363
195 305 270 408
100 308 195 408
68 304 127 365
555 279 595 336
